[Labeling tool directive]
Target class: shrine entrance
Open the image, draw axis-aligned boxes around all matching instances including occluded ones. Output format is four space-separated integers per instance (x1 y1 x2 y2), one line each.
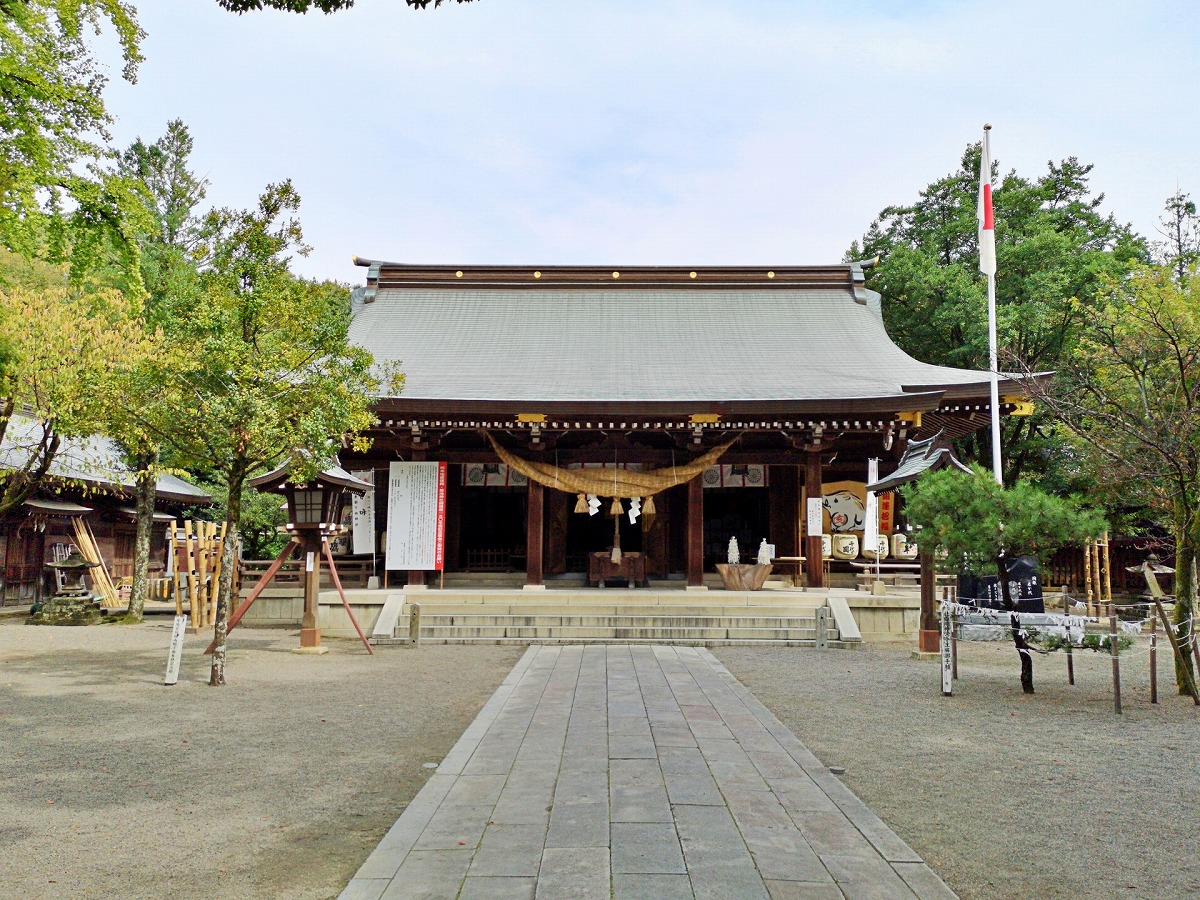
703 488 771 569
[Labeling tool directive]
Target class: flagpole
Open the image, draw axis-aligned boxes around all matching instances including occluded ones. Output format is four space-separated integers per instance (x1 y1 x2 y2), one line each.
982 124 1003 485
987 267 1002 485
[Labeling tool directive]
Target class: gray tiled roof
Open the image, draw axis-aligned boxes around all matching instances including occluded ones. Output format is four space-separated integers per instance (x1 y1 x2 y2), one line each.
350 285 1009 403
0 417 211 503
866 431 973 493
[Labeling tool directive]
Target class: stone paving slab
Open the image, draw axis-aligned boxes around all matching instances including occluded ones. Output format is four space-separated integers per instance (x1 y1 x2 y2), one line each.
341 645 955 899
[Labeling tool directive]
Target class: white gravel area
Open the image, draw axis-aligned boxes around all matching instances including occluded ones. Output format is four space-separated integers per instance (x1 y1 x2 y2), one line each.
3 617 1197 899
717 639 1200 900
0 618 524 899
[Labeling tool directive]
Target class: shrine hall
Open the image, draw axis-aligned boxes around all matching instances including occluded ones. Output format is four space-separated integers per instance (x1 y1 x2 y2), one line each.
339 258 1032 592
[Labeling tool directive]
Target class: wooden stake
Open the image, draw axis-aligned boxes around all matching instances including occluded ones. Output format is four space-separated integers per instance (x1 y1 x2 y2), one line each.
1101 530 1113 607
321 538 373 654
168 519 182 616
1153 597 1200 705
195 522 210 631
1067 643 1075 686
1110 614 1122 715
184 521 199 629
1150 617 1158 705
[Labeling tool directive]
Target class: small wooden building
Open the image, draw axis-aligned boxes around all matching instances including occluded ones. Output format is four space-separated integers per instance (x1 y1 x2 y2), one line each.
341 260 1033 589
0 418 211 605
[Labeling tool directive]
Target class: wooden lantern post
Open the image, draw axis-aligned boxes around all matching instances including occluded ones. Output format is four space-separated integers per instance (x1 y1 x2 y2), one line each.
207 463 375 656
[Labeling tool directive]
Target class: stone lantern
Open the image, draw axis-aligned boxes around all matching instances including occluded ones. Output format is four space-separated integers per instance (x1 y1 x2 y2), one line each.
35 549 102 625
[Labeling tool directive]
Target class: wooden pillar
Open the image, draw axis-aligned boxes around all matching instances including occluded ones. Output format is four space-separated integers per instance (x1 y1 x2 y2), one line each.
919 548 938 652
299 543 322 649
444 464 462 572
525 479 544 587
686 476 704 588
546 488 569 576
804 449 825 589
767 465 799 558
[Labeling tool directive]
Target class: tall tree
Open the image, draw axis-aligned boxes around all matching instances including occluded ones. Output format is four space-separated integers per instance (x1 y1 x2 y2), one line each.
1029 265 1200 695
901 465 1105 694
110 120 210 620
0 1 143 258
1154 190 1200 283
157 181 390 684
848 145 1148 486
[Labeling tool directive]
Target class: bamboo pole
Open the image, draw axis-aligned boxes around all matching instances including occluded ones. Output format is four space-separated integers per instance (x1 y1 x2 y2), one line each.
184 521 200 629
1101 530 1113 608
1083 538 1094 614
73 518 120 607
168 519 183 616
209 523 225 626
206 523 219 625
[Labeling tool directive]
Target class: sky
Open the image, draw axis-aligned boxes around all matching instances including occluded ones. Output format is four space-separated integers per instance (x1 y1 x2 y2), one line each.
94 0 1200 286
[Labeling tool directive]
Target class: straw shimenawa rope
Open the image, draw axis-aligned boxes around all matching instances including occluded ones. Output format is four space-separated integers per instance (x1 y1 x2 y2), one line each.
483 431 737 499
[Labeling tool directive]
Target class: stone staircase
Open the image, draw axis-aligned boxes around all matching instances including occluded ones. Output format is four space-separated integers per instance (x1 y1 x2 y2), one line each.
371 590 855 648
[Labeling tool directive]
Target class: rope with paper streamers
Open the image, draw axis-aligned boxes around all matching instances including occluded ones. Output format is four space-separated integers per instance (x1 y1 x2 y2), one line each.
483 431 738 500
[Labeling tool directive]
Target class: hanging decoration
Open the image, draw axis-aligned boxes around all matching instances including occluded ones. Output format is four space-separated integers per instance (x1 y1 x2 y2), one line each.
628 498 642 524
574 493 587 513
483 431 737 501
587 494 601 516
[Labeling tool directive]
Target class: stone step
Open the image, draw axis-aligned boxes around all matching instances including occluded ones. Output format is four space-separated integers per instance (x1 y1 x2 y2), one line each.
410 606 822 620
378 636 855 648
418 625 821 641
417 614 821 629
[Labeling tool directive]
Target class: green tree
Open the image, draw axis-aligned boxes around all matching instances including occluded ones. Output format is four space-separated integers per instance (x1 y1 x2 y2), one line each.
0 249 157 516
1030 265 1200 697
0 1 143 258
108 120 210 620
160 181 391 684
848 145 1148 486
901 465 1105 694
1154 190 1199 283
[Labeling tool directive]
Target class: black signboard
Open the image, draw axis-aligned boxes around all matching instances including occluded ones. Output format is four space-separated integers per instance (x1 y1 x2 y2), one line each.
957 555 1044 613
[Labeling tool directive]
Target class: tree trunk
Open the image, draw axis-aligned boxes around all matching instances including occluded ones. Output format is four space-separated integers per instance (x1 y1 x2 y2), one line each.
209 464 245 687
1173 516 1198 695
127 449 159 622
999 552 1035 694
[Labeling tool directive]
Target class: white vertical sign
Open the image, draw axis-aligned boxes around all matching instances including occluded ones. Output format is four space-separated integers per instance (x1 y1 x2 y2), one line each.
386 462 447 571
163 614 187 686
351 469 376 555
806 497 824 537
864 459 879 549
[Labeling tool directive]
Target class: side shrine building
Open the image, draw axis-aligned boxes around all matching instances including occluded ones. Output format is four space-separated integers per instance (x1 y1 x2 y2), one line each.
341 259 1032 591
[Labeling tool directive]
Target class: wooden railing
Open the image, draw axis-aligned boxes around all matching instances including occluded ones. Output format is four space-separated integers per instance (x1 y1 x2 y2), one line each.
238 557 375 591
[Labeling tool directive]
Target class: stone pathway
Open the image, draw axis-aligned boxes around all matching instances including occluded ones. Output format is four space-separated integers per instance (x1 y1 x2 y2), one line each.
341 645 955 899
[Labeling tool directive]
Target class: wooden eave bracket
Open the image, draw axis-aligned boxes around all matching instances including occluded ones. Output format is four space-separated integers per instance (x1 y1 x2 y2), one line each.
1001 395 1035 416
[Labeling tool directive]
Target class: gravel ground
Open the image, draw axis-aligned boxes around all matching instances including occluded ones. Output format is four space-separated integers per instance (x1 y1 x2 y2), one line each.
2 619 1197 899
0 618 523 899
717 640 1200 900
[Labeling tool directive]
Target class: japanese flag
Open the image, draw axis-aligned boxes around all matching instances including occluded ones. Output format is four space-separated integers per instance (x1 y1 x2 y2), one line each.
978 126 996 276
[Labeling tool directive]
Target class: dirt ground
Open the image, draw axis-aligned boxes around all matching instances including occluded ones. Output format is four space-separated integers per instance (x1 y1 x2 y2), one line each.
2 618 1198 899
0 618 523 899
718 639 1200 899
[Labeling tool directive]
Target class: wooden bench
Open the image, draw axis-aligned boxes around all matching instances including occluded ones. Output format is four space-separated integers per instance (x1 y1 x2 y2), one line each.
850 561 920 591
